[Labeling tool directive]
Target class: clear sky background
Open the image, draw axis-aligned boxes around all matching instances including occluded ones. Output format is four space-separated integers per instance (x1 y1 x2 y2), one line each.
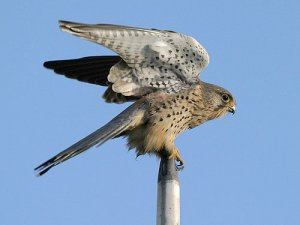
1 0 300 224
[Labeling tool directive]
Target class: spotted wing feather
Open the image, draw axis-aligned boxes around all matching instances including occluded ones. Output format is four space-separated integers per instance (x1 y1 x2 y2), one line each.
59 21 210 97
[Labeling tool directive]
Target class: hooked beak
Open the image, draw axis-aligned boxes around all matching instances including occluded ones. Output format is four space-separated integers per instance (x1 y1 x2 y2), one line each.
228 106 235 114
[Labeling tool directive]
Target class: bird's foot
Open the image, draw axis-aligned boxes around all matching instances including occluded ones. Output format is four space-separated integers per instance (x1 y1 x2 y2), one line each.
175 156 184 171
168 149 185 171
175 162 184 171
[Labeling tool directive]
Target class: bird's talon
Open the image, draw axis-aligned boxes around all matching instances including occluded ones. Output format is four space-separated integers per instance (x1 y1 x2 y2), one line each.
175 162 184 171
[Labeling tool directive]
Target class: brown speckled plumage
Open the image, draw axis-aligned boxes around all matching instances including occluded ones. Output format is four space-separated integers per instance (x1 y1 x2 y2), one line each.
35 21 235 175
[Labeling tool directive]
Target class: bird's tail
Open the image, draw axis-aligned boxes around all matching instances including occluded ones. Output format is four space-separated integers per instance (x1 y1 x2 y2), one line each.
34 102 147 176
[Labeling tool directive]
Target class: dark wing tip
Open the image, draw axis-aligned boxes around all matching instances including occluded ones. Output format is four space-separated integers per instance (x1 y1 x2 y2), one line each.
58 20 80 29
43 60 56 69
43 56 122 86
58 20 68 24
59 20 79 25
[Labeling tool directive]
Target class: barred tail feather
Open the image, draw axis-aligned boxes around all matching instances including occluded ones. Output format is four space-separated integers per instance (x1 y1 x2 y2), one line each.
35 102 146 176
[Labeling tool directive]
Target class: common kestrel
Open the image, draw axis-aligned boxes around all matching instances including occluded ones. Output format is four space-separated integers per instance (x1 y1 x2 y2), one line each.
35 21 235 176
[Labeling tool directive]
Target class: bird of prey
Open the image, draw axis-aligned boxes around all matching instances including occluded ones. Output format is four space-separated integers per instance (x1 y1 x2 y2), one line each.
35 21 235 176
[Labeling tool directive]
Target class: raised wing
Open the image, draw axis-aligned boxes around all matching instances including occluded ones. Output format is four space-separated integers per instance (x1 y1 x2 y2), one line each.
59 21 210 96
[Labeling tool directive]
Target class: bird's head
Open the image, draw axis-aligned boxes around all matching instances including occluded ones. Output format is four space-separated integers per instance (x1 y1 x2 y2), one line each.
201 82 236 119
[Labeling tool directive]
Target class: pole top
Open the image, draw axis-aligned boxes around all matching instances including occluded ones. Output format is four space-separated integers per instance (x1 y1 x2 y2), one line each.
158 156 179 183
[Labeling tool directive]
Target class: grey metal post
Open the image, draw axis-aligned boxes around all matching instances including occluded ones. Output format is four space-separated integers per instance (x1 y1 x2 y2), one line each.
156 156 180 225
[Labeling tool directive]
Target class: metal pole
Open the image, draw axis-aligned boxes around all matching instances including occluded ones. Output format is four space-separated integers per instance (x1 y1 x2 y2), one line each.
156 155 180 225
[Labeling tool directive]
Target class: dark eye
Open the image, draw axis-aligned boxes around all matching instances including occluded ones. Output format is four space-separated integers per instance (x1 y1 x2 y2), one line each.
222 94 230 102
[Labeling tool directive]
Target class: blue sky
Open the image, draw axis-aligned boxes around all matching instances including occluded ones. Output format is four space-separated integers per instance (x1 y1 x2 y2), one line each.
1 0 300 224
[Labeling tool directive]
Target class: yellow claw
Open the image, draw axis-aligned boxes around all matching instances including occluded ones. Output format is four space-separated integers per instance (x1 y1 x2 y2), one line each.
168 148 184 166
